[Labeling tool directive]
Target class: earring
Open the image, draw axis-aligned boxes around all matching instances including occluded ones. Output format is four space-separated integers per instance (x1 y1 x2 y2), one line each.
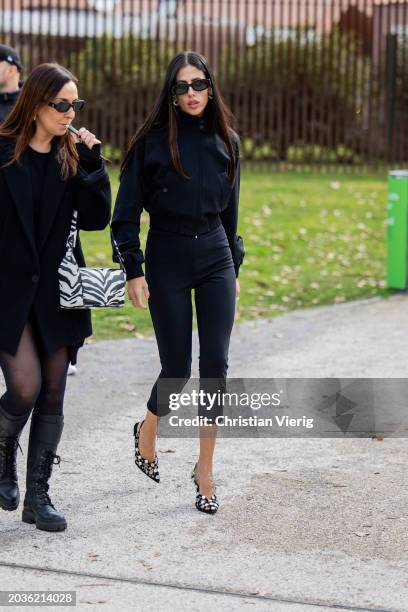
173 98 179 106
209 92 214 100
33 115 36 121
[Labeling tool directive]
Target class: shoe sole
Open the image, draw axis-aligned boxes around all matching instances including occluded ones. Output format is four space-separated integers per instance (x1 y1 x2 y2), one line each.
0 501 18 511
22 510 67 532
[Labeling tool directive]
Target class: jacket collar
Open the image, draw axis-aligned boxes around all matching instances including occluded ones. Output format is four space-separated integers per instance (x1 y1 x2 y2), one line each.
1 136 67 255
1 142 36 257
176 106 210 132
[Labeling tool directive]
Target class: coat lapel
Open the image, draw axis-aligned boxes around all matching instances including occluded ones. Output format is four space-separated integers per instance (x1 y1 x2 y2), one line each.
2 151 37 257
36 138 68 253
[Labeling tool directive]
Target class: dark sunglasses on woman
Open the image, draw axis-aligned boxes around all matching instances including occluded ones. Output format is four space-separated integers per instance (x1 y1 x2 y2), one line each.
48 99 85 113
172 78 211 96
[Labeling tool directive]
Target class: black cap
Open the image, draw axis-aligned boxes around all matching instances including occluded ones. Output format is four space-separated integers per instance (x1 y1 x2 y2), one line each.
0 44 22 71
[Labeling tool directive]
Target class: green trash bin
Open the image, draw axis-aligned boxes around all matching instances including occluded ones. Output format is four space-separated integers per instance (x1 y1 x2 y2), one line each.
387 170 408 289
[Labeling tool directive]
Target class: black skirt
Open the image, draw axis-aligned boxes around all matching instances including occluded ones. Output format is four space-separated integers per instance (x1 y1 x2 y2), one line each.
29 309 83 365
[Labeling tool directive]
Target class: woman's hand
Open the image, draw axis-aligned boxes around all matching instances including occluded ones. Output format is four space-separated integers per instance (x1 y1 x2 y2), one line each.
128 276 150 309
236 279 240 299
76 127 101 149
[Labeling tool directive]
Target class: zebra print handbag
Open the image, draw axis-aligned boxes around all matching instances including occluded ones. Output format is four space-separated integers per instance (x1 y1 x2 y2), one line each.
58 210 126 309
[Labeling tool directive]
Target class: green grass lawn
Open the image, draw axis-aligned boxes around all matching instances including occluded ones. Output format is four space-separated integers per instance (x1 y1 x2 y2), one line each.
81 168 391 341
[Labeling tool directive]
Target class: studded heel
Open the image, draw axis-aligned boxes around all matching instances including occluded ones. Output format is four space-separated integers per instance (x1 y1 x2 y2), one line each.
191 462 219 515
133 421 160 483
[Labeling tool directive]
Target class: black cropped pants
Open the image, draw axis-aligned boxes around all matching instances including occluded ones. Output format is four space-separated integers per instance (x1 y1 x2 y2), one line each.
145 219 236 421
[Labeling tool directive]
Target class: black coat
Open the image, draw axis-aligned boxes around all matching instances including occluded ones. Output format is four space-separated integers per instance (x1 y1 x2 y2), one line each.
0 137 111 358
111 106 244 279
0 90 20 124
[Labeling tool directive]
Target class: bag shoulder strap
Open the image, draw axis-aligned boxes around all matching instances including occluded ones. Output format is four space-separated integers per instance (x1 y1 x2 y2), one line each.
66 209 126 271
65 209 78 251
110 227 126 271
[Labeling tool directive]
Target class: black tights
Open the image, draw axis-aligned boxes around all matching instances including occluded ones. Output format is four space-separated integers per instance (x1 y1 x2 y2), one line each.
0 322 69 417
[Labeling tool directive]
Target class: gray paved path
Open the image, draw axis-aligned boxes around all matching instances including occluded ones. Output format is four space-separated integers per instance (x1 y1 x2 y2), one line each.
1 295 408 612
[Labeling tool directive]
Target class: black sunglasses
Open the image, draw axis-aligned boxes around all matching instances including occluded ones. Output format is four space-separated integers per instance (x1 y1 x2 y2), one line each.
48 99 85 113
172 78 211 96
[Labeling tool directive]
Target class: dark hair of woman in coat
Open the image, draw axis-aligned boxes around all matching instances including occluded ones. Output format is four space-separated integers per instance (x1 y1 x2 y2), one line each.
0 63 111 532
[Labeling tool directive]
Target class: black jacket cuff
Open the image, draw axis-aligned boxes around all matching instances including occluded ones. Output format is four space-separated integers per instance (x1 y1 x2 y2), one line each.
125 263 145 280
112 250 145 280
232 235 245 278
76 142 102 171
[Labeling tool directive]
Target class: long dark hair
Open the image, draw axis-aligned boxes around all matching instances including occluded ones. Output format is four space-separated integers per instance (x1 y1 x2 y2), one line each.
0 63 79 180
120 51 238 183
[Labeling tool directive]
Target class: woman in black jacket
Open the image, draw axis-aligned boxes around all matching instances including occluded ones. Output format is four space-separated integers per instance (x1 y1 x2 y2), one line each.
0 63 111 531
112 51 244 514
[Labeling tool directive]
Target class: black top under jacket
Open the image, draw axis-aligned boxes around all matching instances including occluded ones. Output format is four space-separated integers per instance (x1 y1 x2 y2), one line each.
26 146 51 234
0 137 111 358
111 106 244 279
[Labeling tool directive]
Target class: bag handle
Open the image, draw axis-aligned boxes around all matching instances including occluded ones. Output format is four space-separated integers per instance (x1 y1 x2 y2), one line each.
67 210 126 272
110 227 126 271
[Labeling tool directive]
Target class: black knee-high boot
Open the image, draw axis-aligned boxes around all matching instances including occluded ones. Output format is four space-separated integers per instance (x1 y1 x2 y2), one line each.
0 403 31 511
22 414 67 532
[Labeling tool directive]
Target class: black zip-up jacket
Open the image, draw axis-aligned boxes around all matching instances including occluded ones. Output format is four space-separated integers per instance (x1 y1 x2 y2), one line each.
111 107 244 279
0 82 22 123
0 89 20 124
